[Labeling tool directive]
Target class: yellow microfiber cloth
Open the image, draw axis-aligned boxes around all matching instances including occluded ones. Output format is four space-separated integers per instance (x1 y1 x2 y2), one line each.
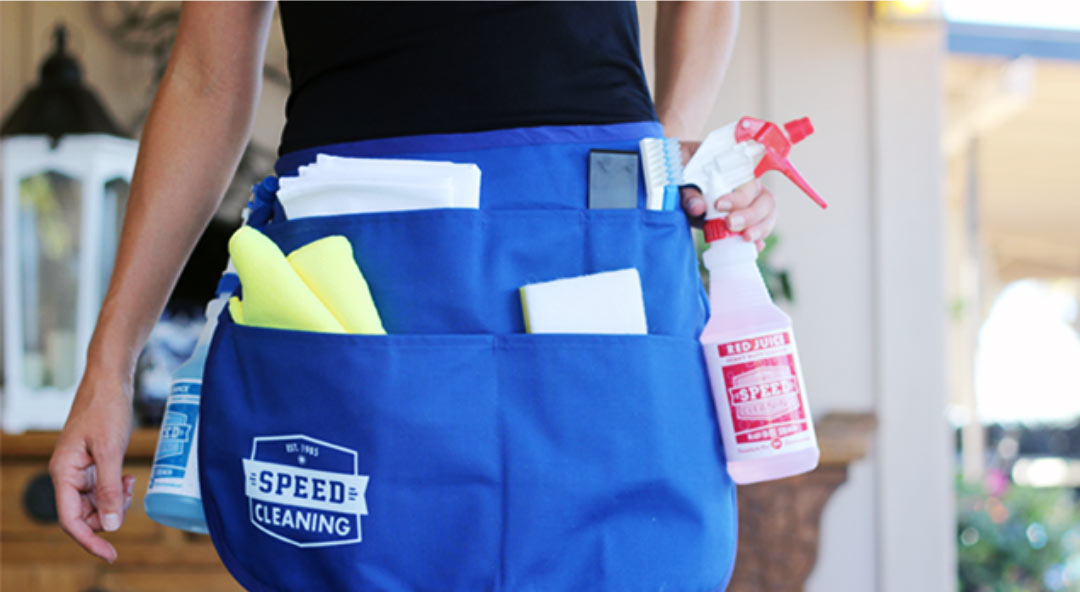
285 236 386 335
228 226 346 333
228 296 245 325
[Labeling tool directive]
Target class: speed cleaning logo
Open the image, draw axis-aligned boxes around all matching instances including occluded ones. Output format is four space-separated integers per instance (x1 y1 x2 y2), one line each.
242 435 369 548
728 365 800 421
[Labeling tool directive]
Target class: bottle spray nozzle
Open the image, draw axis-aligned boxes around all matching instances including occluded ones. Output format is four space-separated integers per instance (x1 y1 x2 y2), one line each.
783 117 814 144
684 116 828 242
734 116 828 210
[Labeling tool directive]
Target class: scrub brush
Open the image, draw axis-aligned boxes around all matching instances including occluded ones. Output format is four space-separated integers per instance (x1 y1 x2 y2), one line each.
639 137 684 211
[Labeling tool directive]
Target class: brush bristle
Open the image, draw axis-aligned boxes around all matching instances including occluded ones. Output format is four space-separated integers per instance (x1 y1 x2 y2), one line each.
640 137 684 210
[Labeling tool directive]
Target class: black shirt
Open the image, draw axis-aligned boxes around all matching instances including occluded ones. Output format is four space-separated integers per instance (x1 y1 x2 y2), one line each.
278 1 658 155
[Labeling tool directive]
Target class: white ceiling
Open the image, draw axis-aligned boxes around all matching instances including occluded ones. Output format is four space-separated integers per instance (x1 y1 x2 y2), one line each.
947 55 1080 282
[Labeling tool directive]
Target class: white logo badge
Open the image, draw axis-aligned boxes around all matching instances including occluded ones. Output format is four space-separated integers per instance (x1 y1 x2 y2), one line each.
242 434 369 548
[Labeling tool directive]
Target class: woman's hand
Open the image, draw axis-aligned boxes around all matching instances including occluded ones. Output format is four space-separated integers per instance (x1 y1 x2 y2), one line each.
679 141 777 251
49 368 136 563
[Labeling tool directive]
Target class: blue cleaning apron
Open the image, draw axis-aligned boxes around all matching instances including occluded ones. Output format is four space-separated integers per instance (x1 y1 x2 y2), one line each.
198 122 738 591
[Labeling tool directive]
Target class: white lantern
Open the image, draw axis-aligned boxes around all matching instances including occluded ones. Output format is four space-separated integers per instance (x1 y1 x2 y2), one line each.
1 26 137 432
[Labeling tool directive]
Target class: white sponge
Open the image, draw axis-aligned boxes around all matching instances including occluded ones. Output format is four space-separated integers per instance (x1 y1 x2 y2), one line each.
520 268 648 335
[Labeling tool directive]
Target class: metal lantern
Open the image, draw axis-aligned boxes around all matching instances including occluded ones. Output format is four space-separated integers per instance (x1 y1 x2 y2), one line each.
1 25 137 432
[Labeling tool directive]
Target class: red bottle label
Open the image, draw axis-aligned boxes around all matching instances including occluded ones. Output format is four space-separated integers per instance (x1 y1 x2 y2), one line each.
707 330 814 456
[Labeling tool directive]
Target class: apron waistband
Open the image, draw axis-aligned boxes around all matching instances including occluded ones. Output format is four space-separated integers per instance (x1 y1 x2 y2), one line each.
274 121 664 176
272 121 665 211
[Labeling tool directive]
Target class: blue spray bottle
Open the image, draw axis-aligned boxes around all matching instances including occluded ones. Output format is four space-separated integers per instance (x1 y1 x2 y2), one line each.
144 273 236 532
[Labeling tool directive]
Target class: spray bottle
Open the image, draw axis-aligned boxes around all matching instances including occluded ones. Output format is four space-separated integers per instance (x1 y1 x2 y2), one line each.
683 116 828 484
144 273 236 532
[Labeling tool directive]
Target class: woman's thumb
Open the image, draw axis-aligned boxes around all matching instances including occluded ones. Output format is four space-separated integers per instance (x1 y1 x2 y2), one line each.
92 442 126 532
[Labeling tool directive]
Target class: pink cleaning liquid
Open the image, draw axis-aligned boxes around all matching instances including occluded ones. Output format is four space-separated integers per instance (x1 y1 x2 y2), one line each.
699 238 819 484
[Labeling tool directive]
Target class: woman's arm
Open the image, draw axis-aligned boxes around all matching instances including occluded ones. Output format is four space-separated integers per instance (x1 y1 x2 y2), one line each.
654 2 775 248
653 1 738 140
49 1 275 563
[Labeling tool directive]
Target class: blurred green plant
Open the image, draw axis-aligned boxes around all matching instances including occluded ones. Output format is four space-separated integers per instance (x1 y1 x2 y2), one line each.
693 229 794 303
957 472 1080 591
20 173 75 259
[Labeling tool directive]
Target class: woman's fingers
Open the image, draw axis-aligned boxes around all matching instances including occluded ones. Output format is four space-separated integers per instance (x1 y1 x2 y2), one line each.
51 447 119 563
680 186 707 219
741 204 778 243
123 474 136 515
682 178 779 243
89 437 127 533
725 185 774 237
712 179 761 214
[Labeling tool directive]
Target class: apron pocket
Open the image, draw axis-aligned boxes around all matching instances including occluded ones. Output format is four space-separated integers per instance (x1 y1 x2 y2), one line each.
200 318 501 592
200 322 737 591
258 207 706 337
495 334 737 591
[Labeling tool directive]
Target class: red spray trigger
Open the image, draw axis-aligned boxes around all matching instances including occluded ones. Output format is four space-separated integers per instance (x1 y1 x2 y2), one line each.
734 116 828 210
784 118 813 145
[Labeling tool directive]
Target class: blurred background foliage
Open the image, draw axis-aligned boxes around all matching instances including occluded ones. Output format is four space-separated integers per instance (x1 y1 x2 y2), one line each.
957 473 1080 591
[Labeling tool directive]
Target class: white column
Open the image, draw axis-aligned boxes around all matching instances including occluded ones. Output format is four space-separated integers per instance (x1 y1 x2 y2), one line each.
869 19 955 592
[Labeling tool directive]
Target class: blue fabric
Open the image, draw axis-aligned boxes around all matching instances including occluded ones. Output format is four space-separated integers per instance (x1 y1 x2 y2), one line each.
274 121 662 212
247 175 283 229
199 123 737 591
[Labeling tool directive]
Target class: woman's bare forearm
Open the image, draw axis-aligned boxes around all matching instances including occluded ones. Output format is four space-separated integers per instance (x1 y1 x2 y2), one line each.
87 1 275 383
654 1 739 140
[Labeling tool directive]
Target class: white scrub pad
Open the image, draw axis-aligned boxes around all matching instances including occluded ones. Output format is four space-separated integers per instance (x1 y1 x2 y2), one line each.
520 268 648 334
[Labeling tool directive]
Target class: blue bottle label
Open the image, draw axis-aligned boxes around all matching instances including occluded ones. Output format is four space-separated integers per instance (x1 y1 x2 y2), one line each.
148 379 201 497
